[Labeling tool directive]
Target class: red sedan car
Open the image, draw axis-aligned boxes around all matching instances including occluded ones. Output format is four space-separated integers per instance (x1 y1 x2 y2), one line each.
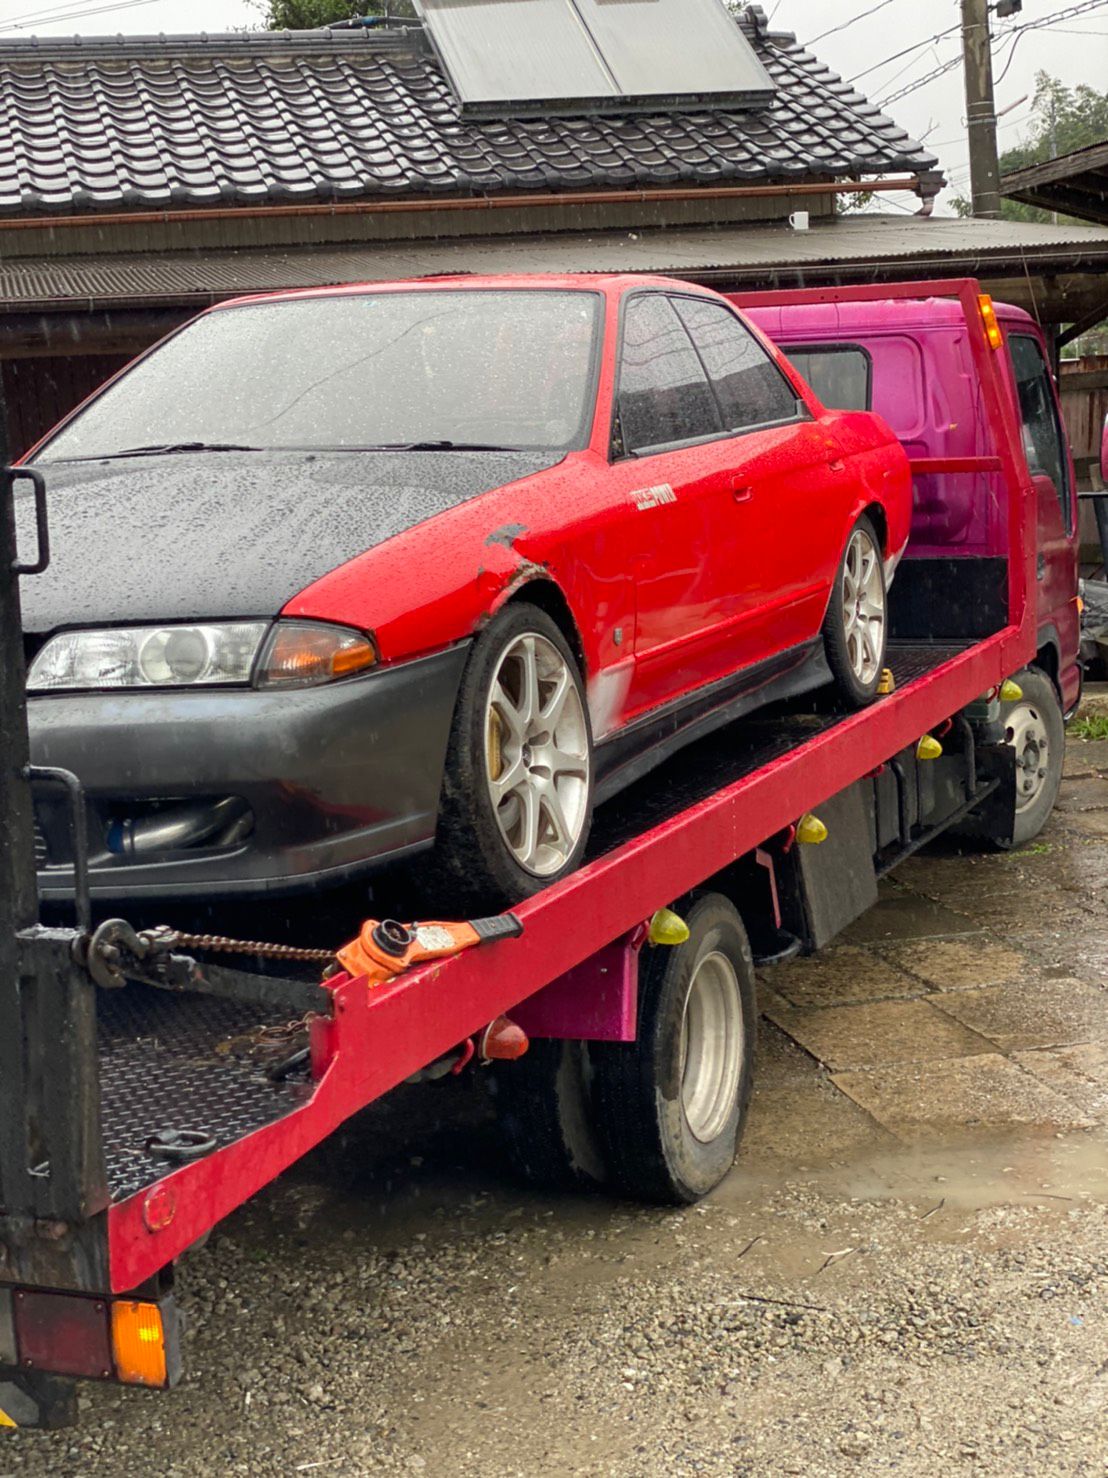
22 275 911 907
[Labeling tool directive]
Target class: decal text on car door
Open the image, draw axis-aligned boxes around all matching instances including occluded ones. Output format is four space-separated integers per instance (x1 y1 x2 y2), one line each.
628 483 677 511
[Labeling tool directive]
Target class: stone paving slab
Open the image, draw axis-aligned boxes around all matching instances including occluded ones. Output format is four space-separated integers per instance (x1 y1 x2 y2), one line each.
763 997 993 1072
760 944 922 1010
839 894 981 945
930 978 1108 1052
1014 1043 1108 1123
882 937 1032 991
832 1053 1093 1142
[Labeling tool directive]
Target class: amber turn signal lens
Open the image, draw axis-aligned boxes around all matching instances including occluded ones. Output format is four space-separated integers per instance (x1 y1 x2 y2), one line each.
978 294 1003 351
256 621 376 689
111 1301 168 1387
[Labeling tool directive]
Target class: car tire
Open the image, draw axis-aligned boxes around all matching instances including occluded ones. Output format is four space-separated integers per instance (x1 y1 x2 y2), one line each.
429 601 594 911
589 894 757 1206
491 1039 607 1192
823 515 888 708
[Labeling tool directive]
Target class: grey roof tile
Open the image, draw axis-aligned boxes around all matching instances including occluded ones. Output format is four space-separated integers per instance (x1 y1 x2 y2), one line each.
0 9 941 218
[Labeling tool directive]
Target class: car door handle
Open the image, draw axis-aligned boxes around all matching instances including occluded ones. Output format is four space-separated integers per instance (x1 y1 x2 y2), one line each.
827 459 846 473
731 481 754 503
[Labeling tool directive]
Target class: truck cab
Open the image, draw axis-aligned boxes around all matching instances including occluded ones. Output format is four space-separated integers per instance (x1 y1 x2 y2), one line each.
740 296 1081 715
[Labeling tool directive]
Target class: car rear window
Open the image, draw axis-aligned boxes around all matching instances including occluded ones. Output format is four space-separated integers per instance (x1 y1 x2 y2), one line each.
39 290 603 459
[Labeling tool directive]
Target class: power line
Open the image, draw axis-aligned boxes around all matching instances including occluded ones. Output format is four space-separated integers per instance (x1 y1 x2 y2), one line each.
807 0 901 47
876 54 963 108
0 0 161 30
848 24 962 86
993 0 1108 86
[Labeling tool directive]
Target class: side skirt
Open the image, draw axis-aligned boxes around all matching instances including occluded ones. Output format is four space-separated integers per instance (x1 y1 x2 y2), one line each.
593 640 830 805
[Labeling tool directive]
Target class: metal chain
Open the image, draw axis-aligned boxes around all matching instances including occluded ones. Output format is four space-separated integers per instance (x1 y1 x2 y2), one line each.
148 928 335 964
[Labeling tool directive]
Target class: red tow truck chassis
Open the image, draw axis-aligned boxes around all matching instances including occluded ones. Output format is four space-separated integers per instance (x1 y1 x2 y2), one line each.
0 281 1065 1428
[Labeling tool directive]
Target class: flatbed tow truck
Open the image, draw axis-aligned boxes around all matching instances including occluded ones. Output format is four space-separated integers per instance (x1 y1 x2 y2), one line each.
0 280 1081 1428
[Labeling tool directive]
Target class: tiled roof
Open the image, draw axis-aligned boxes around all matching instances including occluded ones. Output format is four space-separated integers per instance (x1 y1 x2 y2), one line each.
0 8 942 218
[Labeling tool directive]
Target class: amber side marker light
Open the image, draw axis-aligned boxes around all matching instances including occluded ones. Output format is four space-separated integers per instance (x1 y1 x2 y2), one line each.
112 1301 169 1387
979 294 1004 351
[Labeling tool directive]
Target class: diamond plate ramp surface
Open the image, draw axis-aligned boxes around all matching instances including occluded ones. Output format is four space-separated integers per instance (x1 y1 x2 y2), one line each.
98 985 306 1204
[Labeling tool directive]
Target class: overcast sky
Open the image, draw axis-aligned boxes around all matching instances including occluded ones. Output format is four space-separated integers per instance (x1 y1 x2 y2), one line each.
0 0 1103 216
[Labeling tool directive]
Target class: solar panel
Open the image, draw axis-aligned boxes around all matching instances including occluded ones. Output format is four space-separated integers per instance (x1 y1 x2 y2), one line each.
414 0 776 118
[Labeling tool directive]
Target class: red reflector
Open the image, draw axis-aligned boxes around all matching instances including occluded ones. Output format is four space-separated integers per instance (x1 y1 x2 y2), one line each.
143 1182 177 1233
13 1290 113 1380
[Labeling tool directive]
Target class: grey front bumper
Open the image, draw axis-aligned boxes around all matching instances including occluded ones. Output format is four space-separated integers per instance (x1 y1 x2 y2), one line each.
29 643 471 899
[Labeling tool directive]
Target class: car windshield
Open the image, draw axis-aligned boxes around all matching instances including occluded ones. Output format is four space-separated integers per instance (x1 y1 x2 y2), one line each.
40 289 603 460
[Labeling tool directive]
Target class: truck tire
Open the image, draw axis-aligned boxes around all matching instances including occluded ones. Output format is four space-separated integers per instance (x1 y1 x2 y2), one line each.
999 666 1065 848
823 515 888 709
491 1039 606 1192
590 894 757 1205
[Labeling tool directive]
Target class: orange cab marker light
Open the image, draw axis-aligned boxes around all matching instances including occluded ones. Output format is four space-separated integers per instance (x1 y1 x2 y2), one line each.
979 294 1003 351
111 1301 168 1387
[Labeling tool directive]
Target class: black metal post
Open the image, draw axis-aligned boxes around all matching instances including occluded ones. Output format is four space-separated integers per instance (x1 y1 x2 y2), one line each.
0 459 38 944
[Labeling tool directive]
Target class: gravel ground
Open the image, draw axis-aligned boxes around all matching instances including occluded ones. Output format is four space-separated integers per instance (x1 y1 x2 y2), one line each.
8 741 1108 1477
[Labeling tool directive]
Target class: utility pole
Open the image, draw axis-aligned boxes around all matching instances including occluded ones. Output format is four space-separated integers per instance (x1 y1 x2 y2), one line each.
961 0 1002 218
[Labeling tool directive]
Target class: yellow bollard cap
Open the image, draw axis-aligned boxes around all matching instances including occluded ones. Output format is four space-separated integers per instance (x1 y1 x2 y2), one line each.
917 734 943 761
876 667 895 696
648 908 690 946
999 678 1023 703
797 812 828 845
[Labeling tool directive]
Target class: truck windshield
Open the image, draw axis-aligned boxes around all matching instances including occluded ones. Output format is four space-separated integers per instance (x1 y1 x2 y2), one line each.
40 289 603 460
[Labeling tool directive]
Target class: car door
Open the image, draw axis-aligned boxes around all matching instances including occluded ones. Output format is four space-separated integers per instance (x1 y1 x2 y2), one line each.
669 294 852 668
604 291 736 720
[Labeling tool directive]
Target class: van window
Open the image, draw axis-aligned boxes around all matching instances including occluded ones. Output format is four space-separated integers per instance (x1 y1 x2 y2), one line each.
779 345 872 412
1009 334 1073 531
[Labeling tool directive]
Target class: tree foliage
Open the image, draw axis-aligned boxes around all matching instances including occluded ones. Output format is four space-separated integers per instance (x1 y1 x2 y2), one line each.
259 0 413 28
952 71 1108 223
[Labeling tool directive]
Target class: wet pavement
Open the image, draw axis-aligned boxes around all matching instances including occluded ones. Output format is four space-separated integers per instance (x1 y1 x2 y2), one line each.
12 731 1108 1476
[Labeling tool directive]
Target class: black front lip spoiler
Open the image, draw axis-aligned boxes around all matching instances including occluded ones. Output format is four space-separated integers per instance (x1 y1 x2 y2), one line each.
29 643 471 901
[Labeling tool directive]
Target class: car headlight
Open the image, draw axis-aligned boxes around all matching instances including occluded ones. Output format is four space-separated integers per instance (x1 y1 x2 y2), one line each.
27 621 376 693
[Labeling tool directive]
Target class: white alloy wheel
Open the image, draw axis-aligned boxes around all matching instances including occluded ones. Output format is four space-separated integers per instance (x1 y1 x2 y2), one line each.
483 632 590 876
680 950 746 1145
1006 700 1052 814
841 524 886 687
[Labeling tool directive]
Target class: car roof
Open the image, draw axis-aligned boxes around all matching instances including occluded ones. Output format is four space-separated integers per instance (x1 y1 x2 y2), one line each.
213 273 705 312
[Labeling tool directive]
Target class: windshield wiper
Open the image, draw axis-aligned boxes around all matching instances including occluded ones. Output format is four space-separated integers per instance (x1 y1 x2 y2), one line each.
356 440 523 453
77 441 266 460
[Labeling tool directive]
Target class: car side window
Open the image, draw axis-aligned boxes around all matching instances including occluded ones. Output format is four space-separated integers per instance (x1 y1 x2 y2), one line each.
1009 334 1073 531
617 294 721 455
672 296 802 432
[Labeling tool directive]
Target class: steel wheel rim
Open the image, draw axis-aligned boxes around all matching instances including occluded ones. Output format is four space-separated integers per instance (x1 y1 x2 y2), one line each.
1005 702 1051 813
484 632 590 876
842 527 885 686
680 951 744 1144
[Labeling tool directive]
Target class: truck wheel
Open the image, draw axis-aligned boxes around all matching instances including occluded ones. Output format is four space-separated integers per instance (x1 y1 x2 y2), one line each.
590 894 756 1205
823 516 888 708
429 602 593 910
491 1039 606 1192
1000 666 1065 848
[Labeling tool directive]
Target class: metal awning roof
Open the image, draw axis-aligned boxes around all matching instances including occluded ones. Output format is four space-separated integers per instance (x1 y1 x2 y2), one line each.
1002 140 1108 227
2 215 1107 324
